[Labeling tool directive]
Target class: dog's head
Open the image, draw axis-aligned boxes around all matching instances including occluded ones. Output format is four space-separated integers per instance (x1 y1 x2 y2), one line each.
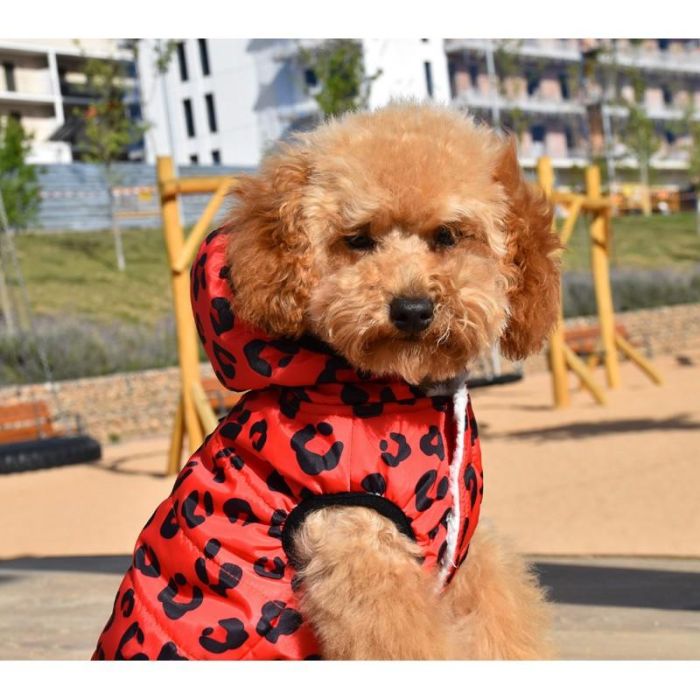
226 103 560 386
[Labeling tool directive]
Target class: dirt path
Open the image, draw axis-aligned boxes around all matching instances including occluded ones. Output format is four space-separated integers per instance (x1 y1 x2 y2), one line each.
1 348 699 560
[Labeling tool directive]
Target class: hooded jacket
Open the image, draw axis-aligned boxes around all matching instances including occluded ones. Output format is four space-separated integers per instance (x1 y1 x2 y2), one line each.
93 229 484 661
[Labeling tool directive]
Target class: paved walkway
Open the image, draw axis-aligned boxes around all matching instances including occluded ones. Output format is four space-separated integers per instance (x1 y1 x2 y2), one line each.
1 554 698 659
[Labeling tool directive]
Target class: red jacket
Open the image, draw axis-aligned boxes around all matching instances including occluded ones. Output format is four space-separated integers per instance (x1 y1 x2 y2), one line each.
93 229 484 660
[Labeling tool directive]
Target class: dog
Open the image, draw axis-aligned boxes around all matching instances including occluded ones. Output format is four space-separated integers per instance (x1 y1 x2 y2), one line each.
93 102 560 660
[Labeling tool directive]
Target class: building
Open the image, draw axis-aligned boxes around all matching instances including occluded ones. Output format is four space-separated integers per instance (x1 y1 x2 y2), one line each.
136 38 450 168
0 39 140 163
445 38 700 178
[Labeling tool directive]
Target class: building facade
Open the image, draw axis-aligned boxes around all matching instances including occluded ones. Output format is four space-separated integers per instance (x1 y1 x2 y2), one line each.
6 38 700 178
0 39 140 164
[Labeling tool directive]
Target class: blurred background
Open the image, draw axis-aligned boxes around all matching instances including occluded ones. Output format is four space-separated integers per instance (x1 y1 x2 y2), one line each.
0 37 699 660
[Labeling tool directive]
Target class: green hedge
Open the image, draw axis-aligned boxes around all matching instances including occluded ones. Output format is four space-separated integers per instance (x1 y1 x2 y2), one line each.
2 266 699 386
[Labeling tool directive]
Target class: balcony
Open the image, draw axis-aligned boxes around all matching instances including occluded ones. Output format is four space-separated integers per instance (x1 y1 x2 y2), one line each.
601 47 700 75
444 39 580 62
453 89 585 116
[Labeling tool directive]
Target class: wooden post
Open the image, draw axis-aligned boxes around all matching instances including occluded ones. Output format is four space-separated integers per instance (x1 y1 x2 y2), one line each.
537 157 570 408
157 156 204 455
586 165 621 389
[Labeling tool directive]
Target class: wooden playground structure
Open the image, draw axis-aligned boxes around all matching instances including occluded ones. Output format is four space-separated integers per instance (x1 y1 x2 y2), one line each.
156 154 664 473
537 157 662 408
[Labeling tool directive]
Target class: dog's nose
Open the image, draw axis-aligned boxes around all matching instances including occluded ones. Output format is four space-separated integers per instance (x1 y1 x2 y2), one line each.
389 296 434 334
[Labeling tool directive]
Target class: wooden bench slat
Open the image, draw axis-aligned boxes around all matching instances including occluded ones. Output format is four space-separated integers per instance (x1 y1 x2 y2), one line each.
0 402 51 423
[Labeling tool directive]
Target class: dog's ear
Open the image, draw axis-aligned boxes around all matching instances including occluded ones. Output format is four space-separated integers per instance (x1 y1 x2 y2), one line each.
494 136 561 359
225 144 315 338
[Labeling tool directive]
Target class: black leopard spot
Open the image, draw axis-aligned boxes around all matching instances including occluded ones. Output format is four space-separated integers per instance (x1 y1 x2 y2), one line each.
219 409 251 441
266 470 294 498
195 554 243 598
436 475 449 500
243 339 299 377
291 423 344 476
120 588 135 618
157 573 204 620
223 498 258 526
199 618 249 654
464 464 479 508
133 545 160 578
268 509 287 539
316 355 352 384
361 473 386 495
205 228 223 245
469 412 479 445
419 426 445 460
214 447 244 472
171 466 194 494
212 466 225 483
212 341 237 379
160 502 180 539
254 556 286 580
210 297 234 335
255 600 303 643
379 387 398 403
181 490 214 529
157 642 188 660
191 252 207 302
380 432 412 467
278 388 309 419
116 621 148 660
414 469 448 512
249 419 268 451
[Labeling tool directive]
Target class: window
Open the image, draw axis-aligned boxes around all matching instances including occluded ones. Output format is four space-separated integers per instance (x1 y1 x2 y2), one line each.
190 154 199 164
564 125 575 149
176 42 189 81
468 62 479 88
183 98 195 137
559 73 570 100
662 85 673 106
658 39 670 51
531 124 546 143
3 62 16 92
421 38 429 43
665 129 676 144
211 149 221 164
424 61 434 98
205 93 218 133
9 110 21 124
304 68 318 88
198 39 211 76
526 72 540 97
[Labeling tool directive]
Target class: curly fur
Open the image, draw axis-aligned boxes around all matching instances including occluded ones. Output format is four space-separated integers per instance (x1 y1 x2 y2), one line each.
224 102 560 659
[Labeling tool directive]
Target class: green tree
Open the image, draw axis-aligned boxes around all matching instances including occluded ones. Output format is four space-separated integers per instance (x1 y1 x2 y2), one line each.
620 103 659 215
0 116 40 230
76 52 148 271
298 40 380 118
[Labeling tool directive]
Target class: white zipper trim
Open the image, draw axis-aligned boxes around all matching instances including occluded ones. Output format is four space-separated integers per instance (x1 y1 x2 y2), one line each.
437 382 469 588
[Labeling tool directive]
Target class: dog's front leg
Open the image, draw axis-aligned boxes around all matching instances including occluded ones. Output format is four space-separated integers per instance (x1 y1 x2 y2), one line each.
293 506 456 660
442 521 554 659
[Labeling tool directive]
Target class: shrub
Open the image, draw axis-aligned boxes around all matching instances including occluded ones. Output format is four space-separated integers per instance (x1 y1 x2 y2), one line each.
563 266 700 318
0 315 177 386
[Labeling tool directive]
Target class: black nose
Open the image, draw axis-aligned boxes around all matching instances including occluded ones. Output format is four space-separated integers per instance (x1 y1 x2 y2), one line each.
389 296 434 334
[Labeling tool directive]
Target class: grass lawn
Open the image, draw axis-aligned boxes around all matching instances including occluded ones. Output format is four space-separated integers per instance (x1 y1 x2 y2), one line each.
562 211 700 271
11 228 173 325
6 212 700 325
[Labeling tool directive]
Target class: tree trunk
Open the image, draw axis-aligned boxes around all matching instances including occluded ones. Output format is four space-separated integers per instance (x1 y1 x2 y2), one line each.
640 159 652 216
106 170 126 272
696 194 700 237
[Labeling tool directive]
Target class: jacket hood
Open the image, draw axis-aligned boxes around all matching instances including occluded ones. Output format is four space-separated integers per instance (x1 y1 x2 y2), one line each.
191 229 425 402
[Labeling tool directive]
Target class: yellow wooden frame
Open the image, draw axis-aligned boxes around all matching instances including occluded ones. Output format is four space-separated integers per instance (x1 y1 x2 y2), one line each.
157 156 237 474
537 157 662 408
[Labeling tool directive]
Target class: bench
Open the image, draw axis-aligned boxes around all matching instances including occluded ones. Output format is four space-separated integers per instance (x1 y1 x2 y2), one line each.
0 401 57 444
564 323 629 357
0 400 102 474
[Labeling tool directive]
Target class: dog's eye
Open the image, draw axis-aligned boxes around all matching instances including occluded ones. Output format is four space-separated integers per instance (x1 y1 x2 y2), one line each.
345 231 376 251
434 225 457 248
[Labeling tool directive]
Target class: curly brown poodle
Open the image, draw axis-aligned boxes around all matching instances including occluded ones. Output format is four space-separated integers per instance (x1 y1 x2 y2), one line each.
225 102 561 659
